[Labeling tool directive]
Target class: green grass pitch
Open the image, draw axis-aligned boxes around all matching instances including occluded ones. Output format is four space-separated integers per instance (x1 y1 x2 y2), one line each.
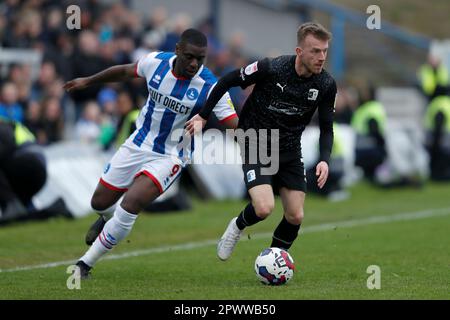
0 182 449 299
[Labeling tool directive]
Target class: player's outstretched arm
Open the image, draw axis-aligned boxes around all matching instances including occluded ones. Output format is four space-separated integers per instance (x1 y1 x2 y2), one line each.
186 59 268 136
63 63 137 92
185 112 239 136
185 70 241 135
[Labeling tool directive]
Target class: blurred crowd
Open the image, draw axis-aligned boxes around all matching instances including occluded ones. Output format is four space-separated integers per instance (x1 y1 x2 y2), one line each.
0 0 253 149
309 51 450 198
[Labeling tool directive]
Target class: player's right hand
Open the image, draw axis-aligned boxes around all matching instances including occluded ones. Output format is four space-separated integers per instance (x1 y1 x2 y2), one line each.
316 161 329 189
185 114 207 136
63 77 90 92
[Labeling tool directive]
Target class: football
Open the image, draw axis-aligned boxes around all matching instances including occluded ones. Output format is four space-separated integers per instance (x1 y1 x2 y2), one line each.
254 247 295 285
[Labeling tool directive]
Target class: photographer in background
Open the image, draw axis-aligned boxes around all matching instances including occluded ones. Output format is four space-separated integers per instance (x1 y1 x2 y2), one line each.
0 117 72 225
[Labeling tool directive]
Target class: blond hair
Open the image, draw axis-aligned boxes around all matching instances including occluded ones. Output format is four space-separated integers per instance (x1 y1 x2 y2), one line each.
297 22 332 45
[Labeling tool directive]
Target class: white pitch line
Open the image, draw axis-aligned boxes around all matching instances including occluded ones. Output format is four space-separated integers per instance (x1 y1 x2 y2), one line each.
1 207 449 273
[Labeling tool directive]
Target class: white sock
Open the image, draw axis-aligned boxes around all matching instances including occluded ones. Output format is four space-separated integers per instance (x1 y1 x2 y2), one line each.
96 204 117 221
80 205 137 267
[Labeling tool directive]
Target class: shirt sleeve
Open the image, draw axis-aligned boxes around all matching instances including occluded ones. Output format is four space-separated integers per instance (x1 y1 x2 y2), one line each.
210 85 238 123
317 79 337 164
136 52 158 78
237 58 271 89
198 58 270 119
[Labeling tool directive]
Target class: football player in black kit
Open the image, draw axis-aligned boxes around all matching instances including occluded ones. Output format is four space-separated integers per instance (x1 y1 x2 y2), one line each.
186 22 336 260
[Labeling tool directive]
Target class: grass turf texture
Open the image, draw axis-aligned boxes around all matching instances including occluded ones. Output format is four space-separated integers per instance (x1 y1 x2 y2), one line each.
0 182 449 299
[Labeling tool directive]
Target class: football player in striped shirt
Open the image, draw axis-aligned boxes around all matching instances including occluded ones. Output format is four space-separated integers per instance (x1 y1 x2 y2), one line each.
64 29 238 278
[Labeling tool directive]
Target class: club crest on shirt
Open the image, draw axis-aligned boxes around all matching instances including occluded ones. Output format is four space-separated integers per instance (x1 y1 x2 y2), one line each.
246 169 256 182
186 88 199 100
308 88 319 101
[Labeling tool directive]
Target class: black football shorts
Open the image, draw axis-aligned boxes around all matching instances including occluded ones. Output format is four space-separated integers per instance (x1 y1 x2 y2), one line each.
241 151 307 192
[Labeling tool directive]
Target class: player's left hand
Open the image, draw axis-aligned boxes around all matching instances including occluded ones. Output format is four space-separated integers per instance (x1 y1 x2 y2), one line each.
316 161 329 189
185 114 207 136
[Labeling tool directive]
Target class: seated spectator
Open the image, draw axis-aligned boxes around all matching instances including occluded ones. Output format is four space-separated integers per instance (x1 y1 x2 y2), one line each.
0 82 24 122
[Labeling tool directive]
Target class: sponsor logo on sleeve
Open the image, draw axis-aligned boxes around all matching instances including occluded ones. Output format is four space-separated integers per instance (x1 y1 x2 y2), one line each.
244 61 258 75
226 97 235 110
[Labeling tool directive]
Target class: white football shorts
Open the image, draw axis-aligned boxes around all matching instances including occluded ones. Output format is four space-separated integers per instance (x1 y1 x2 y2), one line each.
100 141 184 194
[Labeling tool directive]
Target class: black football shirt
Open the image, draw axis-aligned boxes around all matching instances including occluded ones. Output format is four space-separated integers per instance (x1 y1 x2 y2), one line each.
199 55 336 163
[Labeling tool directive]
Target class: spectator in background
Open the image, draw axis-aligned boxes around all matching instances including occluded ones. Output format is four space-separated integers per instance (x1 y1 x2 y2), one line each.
306 123 348 201
39 96 65 145
41 6 65 48
334 85 357 124
0 117 45 218
48 32 76 81
417 54 449 102
75 100 102 144
197 18 223 58
6 64 32 108
424 94 450 181
2 11 30 48
351 85 387 181
24 100 44 142
23 8 43 49
0 117 73 225
70 30 110 118
133 5 168 61
98 87 118 117
159 13 192 51
24 96 65 147
0 1 259 152
114 90 138 148
30 60 58 102
0 82 23 122
97 87 118 149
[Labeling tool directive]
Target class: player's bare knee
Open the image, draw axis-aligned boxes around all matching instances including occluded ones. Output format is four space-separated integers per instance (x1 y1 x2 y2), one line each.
254 201 275 219
285 210 304 225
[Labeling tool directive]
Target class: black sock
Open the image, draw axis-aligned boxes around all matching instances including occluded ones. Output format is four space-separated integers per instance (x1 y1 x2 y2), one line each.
271 216 301 250
235 203 263 230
